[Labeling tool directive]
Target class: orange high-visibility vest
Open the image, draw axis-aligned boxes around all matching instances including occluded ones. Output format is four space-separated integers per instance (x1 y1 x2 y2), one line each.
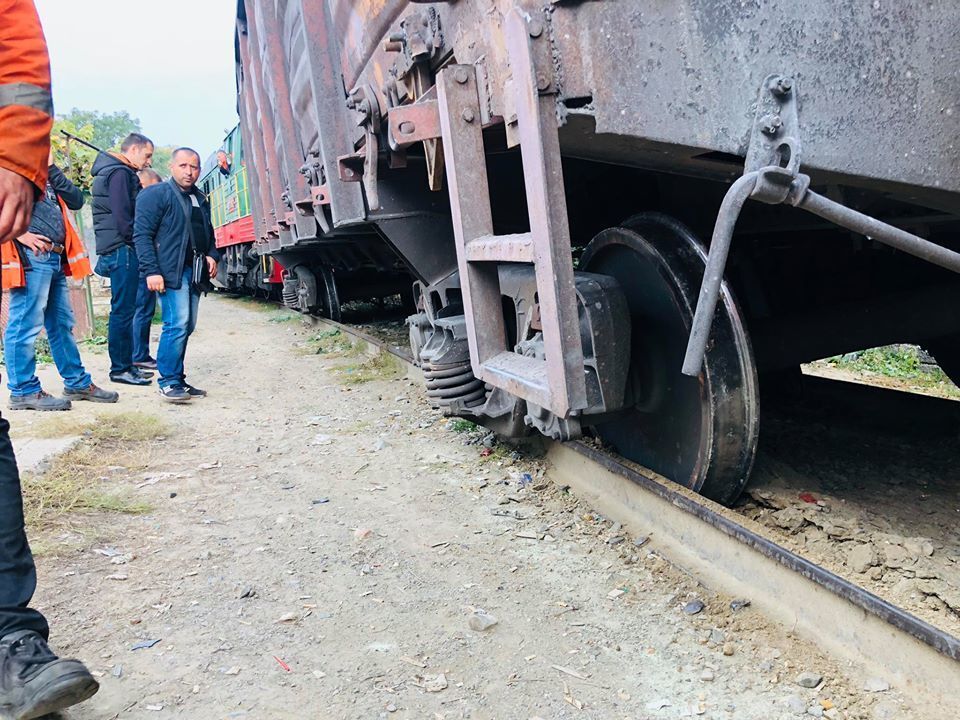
0 0 54 193
1 198 92 290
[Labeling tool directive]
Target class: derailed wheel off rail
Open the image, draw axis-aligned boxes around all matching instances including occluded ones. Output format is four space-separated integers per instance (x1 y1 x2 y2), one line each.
298 310 960 713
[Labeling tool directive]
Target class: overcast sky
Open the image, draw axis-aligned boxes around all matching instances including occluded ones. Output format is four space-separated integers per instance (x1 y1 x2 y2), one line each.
35 0 238 154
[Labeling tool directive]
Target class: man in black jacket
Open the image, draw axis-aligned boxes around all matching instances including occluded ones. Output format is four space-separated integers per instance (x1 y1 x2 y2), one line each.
133 148 220 403
91 132 154 386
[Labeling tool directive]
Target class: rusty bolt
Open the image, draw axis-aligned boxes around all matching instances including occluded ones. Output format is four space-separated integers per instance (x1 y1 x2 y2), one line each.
399 121 416 135
536 73 551 91
772 76 793 97
528 18 544 38
454 68 469 85
461 108 476 123
760 114 783 136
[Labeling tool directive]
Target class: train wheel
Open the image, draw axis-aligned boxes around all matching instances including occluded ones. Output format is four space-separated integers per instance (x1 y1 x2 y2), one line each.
580 213 760 505
317 266 342 322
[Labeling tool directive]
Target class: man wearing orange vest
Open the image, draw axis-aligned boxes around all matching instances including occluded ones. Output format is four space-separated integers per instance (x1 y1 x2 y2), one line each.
2 156 119 409
0 2 100 718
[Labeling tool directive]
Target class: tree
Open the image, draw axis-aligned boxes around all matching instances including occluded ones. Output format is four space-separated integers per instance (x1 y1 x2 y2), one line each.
150 145 174 178
51 117 97 194
58 108 141 151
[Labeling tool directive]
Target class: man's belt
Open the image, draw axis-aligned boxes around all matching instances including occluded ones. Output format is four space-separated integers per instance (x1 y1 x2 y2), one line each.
50 242 65 255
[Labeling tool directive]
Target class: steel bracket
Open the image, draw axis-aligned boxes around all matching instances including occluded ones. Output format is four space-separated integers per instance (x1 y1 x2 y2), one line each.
745 74 800 177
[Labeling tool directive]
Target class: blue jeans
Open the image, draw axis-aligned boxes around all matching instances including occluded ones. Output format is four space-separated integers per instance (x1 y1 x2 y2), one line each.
156 266 200 389
95 245 138 375
132 276 157 363
0 414 48 640
4 248 93 396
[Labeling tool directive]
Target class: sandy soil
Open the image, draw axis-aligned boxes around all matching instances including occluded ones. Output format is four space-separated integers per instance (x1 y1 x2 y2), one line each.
11 295 940 719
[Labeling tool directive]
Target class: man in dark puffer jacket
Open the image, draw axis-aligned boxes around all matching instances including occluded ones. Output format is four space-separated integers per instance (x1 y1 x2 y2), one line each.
133 148 220 403
90 132 154 386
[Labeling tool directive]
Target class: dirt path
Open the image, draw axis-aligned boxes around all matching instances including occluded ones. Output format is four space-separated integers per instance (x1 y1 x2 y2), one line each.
16 296 932 719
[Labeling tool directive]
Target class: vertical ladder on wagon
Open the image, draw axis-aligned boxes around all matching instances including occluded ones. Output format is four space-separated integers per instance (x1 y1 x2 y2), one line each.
436 9 587 419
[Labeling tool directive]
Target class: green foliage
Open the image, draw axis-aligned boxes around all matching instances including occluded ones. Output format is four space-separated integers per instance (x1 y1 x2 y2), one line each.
51 117 97 194
448 419 477 433
150 146 174 178
827 345 959 399
831 346 921 379
51 109 145 193
59 108 141 151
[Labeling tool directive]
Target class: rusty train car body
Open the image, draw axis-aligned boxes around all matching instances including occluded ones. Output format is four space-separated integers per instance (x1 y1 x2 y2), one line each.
234 0 960 503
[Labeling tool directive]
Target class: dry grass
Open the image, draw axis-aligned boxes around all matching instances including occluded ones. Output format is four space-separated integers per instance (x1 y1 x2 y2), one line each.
27 411 169 441
20 411 168 536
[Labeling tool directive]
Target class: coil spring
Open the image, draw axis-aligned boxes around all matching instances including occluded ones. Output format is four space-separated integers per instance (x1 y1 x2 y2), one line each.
281 278 299 309
423 360 486 407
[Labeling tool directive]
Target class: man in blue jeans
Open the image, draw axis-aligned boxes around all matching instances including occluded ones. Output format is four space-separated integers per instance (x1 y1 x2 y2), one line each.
3 161 118 410
131 169 163 371
91 133 154 386
133 148 219 403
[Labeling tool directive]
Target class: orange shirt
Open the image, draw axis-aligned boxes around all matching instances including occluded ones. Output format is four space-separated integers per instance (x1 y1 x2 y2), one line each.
0 0 54 192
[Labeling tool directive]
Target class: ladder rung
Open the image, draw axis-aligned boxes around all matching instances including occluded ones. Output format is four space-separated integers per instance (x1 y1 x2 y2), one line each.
465 232 534 263
479 351 549 407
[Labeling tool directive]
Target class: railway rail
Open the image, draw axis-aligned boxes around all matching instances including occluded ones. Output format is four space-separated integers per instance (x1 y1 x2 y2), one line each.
279 302 960 714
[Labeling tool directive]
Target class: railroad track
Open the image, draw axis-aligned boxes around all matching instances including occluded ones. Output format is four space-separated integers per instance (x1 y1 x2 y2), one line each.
289 306 959 710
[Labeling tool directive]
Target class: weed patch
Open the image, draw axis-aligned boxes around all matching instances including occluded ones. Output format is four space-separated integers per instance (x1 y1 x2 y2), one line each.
824 345 960 399
337 351 404 385
21 432 159 533
299 328 360 357
448 419 476 433
27 411 169 442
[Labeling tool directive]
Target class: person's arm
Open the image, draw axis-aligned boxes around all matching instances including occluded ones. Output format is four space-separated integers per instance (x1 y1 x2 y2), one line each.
107 170 135 241
0 0 54 242
133 186 164 290
47 164 83 210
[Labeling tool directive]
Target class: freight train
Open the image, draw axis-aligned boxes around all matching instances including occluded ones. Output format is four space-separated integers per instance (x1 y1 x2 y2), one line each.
230 0 960 504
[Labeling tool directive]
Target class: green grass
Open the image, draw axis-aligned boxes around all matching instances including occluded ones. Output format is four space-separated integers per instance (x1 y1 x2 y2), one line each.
267 309 298 323
299 327 360 357
448 419 477 433
826 345 960 398
336 351 405 385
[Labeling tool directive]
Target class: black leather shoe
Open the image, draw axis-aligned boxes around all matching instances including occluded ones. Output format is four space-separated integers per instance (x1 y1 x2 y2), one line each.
0 630 99 720
132 366 154 380
109 370 152 386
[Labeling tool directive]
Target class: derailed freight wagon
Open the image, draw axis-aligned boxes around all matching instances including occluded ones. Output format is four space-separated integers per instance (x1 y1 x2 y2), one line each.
234 1 960 503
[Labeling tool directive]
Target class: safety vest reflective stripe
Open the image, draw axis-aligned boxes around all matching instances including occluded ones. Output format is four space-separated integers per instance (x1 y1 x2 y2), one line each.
67 252 87 264
0 82 53 116
2 261 22 270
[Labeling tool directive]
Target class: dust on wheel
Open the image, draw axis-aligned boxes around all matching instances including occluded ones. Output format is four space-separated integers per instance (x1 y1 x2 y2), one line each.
580 213 759 505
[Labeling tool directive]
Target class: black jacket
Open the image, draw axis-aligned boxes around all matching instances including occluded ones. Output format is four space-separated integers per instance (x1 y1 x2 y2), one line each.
133 179 221 290
91 152 139 255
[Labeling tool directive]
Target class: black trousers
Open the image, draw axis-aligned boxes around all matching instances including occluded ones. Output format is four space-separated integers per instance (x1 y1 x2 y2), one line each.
0 414 48 640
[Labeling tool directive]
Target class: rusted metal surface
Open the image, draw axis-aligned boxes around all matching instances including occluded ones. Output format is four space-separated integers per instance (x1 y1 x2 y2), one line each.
293 0 366 227
436 64 506 378
237 20 280 243
434 9 587 418
321 1 960 205
250 1 317 243
241 2 291 242
464 232 533 263
387 99 441 148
